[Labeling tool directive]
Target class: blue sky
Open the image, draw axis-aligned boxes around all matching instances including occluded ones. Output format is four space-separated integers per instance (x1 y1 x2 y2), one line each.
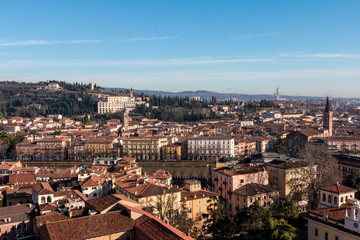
0 1 360 97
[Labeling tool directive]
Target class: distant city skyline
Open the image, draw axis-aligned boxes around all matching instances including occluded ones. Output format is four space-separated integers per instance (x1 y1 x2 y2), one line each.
1 1 360 97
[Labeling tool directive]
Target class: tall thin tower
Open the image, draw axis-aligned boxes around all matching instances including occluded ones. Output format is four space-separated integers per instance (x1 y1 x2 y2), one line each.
323 96 333 137
124 108 129 131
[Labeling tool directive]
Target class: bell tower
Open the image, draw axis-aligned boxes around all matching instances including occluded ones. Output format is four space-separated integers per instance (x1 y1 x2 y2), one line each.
323 96 333 137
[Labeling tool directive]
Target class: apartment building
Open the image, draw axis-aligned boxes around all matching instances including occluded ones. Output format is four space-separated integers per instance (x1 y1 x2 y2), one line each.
161 143 182 160
266 159 317 211
181 180 217 233
326 136 360 152
122 137 168 160
187 136 235 161
16 138 66 161
211 164 268 215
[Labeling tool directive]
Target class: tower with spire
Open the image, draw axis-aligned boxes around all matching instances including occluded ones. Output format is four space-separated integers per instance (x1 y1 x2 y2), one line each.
130 87 133 98
323 96 333 137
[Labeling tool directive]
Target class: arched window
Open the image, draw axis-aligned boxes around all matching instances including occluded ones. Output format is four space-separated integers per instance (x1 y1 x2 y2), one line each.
47 196 52 203
41 196 45 204
322 193 326 201
328 195 332 203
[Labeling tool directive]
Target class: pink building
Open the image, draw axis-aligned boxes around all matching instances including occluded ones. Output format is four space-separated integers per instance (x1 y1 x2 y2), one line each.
211 165 268 215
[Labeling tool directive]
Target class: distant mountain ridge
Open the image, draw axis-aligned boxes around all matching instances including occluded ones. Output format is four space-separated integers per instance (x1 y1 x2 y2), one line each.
106 88 323 101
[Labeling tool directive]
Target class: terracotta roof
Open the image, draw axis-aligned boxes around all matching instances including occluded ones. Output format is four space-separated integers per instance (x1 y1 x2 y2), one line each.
181 190 217 201
9 173 36 184
39 211 135 240
233 183 279 196
319 183 357 194
37 138 63 142
297 128 321 137
115 178 181 198
120 203 194 240
81 175 105 187
86 195 122 213
0 203 35 225
267 160 309 169
32 182 54 195
309 204 351 223
213 165 266 176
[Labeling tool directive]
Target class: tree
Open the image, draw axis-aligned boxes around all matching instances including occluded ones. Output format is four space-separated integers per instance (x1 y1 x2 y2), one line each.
345 172 360 199
273 201 299 224
202 197 234 240
169 200 193 234
0 140 8 158
143 193 179 222
234 201 271 234
274 134 287 154
266 218 299 240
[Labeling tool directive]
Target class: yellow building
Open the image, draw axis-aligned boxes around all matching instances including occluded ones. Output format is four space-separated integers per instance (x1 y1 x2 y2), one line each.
122 137 168 160
85 138 114 157
266 159 316 211
161 143 182 160
181 180 217 232
232 183 279 212
306 202 360 240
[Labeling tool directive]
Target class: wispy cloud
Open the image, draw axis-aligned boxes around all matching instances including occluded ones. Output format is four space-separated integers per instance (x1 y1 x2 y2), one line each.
120 36 179 42
0 39 101 46
279 53 360 58
231 32 280 39
0 57 273 69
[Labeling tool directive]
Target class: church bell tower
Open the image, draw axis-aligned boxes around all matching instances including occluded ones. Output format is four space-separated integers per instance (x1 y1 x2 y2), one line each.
323 97 333 137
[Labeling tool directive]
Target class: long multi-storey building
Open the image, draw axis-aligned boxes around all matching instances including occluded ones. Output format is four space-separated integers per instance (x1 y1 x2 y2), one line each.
16 138 66 161
187 136 235 161
326 136 360 152
97 89 145 114
122 137 168 160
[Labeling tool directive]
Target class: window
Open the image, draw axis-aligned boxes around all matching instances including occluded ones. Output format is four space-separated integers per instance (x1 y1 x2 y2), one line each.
314 228 318 237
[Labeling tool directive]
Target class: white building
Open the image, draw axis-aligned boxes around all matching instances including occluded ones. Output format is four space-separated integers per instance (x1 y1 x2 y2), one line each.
80 175 111 199
32 182 54 204
187 136 235 160
97 91 145 114
238 121 254 127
